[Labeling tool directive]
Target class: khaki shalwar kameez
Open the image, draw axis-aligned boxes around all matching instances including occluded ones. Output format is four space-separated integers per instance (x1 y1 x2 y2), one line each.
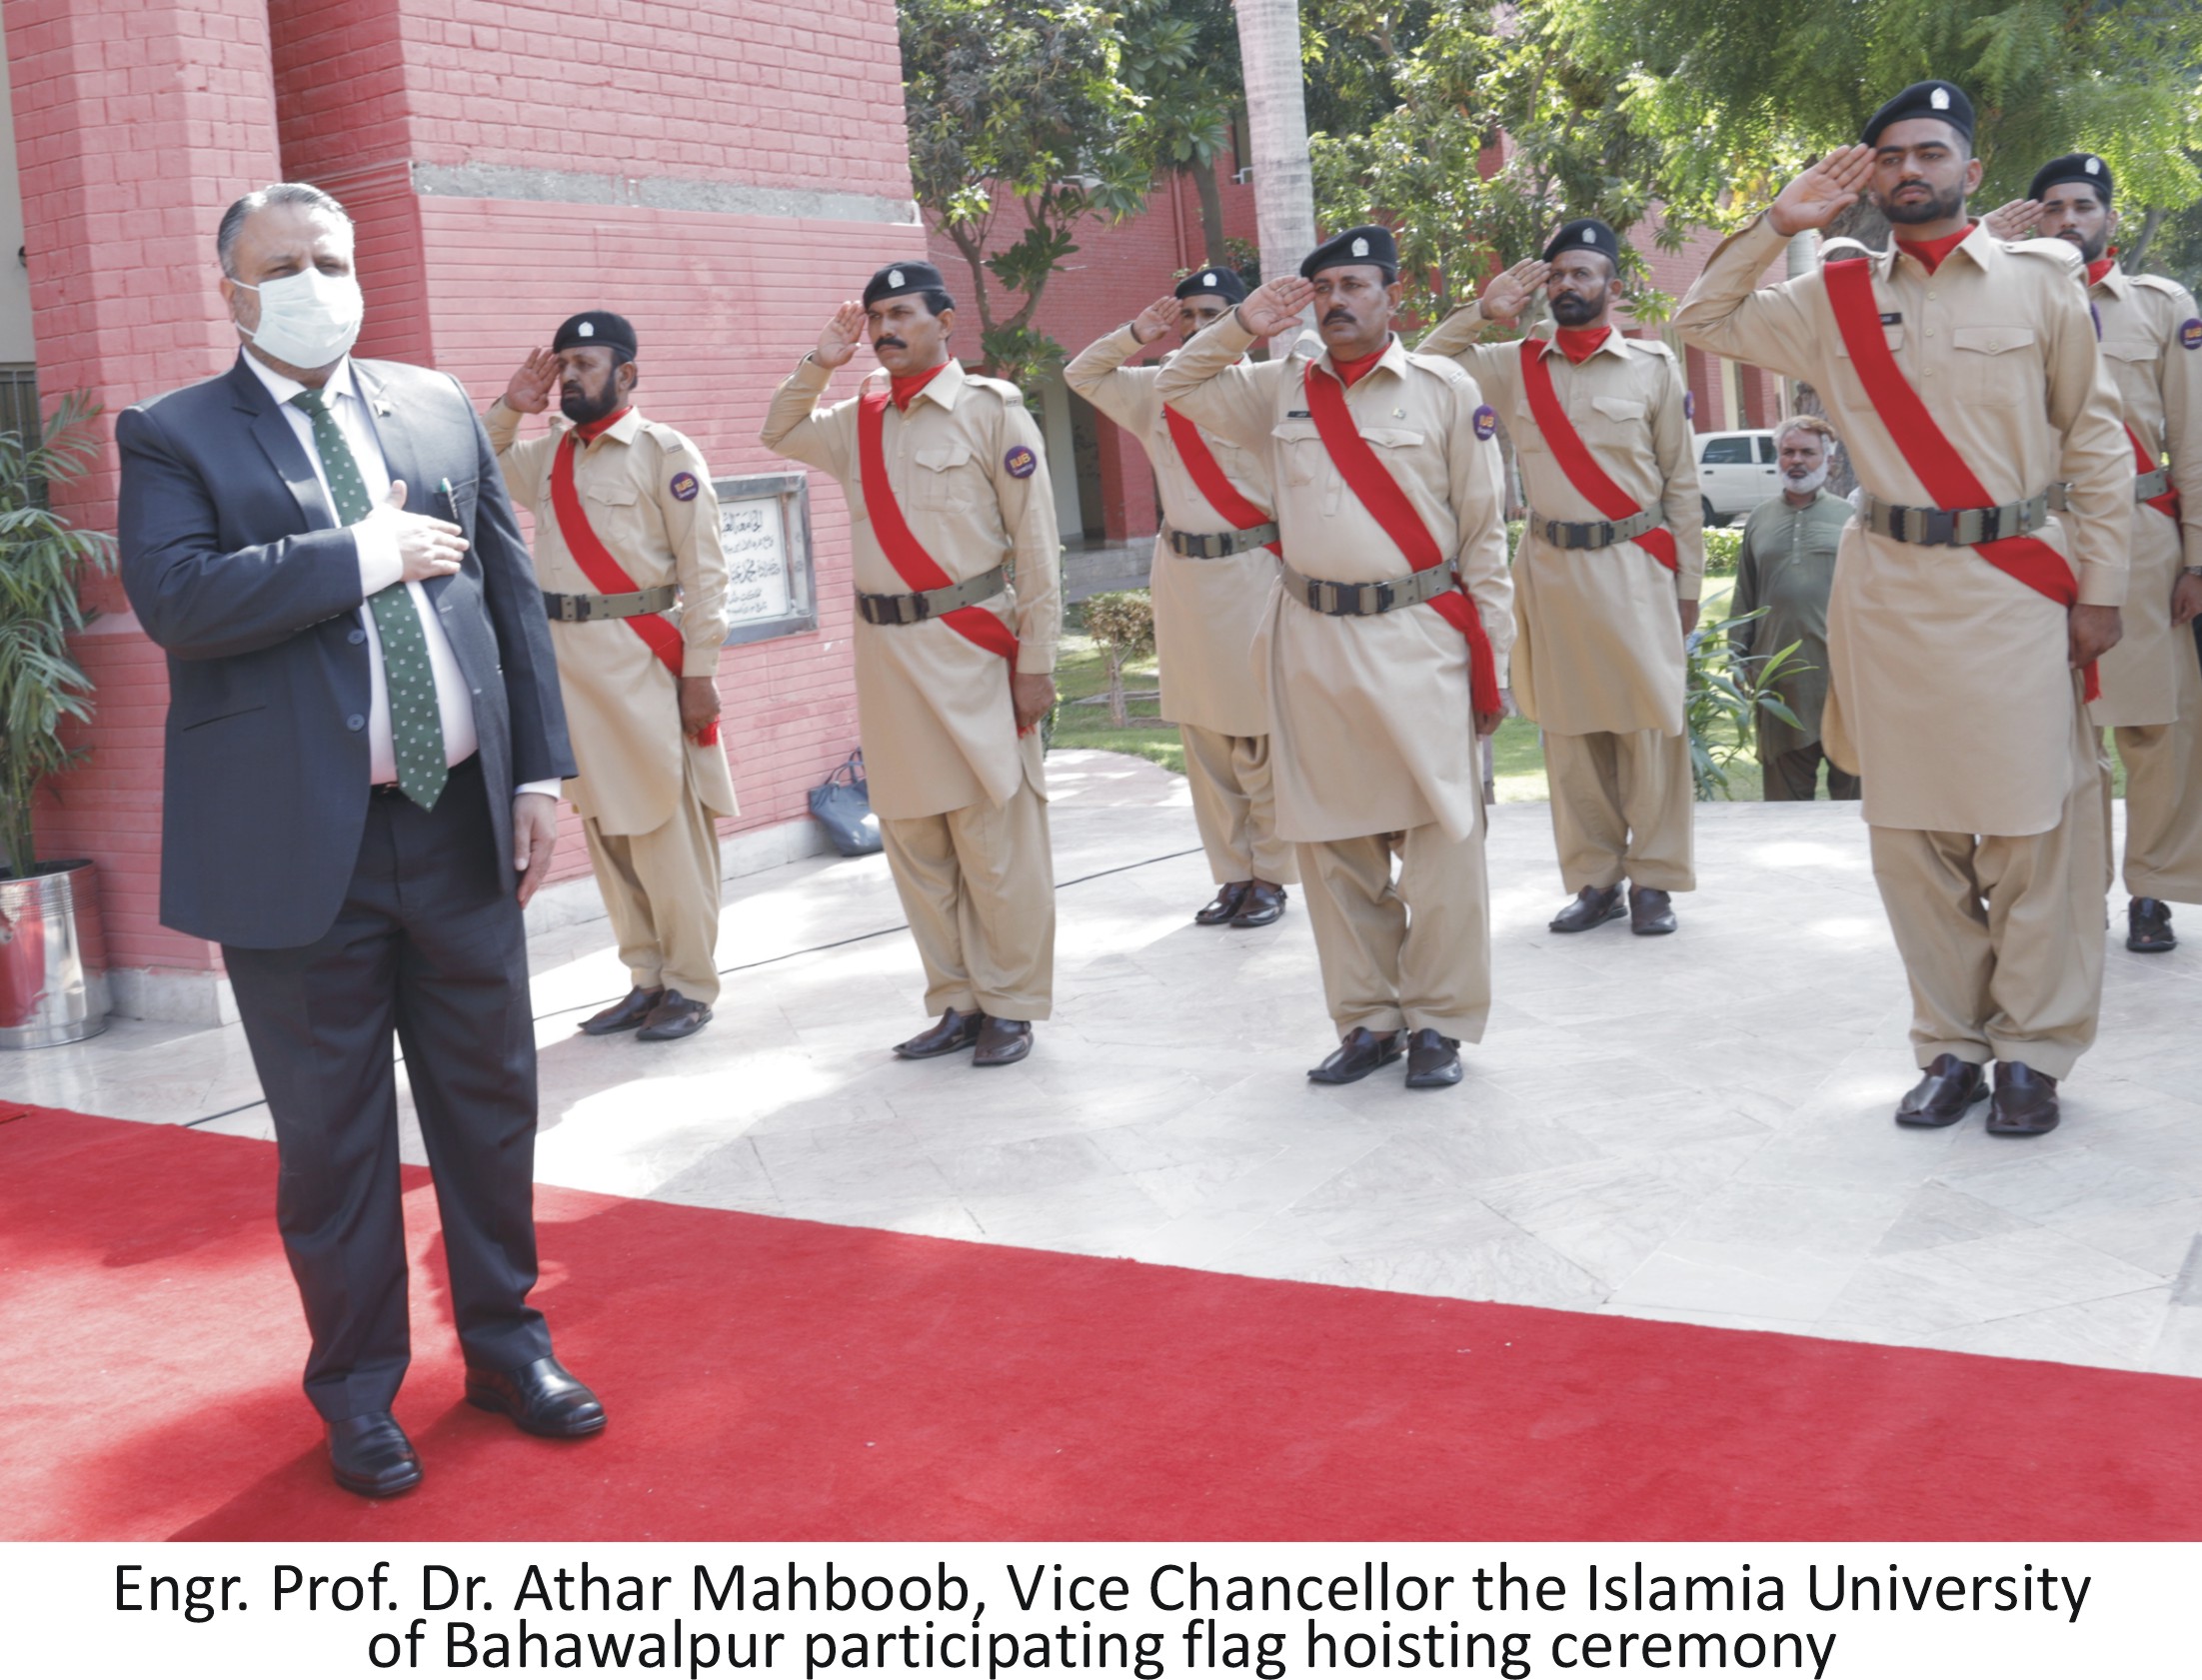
1675 218 2132 1078
489 401 738 1004
1155 319 1513 1042
760 357 1062 1020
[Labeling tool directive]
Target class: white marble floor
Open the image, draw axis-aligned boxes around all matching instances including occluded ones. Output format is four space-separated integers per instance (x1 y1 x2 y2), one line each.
18 750 2202 1380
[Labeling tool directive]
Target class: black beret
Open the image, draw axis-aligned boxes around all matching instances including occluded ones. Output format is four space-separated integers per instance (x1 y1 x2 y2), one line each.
863 259 950 309
1301 225 1397 280
1862 80 1974 146
1174 265 1246 304
1543 218 1624 270
2028 152 2114 206
552 310 637 358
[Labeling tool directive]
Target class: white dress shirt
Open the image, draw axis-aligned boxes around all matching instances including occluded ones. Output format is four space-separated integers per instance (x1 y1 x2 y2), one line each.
243 350 557 798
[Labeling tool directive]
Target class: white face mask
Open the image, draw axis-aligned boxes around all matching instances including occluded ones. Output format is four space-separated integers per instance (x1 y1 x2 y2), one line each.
235 266 364 370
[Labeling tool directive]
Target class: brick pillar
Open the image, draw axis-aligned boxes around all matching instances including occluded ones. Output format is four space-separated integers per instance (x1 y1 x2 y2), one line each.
5 0 283 1015
1684 344 1715 433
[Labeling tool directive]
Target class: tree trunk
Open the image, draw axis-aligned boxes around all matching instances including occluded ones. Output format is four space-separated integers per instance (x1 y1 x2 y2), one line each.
1105 651 1128 728
1190 155 1229 266
1233 0 1316 311
2123 207 2166 272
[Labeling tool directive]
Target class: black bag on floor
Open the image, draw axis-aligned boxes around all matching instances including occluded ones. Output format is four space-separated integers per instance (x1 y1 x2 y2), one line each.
809 751 883 855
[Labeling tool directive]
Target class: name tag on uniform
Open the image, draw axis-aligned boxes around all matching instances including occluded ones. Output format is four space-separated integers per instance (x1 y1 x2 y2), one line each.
1879 312 1903 326
1286 409 1311 419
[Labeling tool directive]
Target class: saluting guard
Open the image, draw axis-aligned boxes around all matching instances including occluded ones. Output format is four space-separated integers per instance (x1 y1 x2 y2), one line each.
489 311 737 1042
1066 266 1295 928
761 262 1062 1067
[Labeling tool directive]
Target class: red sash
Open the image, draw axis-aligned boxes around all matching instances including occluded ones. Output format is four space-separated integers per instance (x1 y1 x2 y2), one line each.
855 390 1019 665
1301 363 1502 716
1516 338 1679 571
551 432 718 745
2126 423 2182 524
1822 257 2098 702
1163 405 1278 554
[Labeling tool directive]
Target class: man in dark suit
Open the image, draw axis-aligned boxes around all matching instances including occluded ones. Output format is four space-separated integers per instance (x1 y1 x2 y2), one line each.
118 183 605 1498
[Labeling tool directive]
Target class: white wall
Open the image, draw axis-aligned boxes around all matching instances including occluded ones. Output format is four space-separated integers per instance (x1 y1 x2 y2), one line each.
0 28 36 364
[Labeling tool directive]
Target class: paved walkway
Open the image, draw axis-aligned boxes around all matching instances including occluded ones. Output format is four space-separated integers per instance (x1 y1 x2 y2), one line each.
18 751 2202 1380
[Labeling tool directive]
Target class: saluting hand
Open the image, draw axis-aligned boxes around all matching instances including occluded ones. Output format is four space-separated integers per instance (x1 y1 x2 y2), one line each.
816 301 866 370
503 348 559 415
1981 199 2044 242
1235 276 1315 339
1477 259 1549 326
1131 296 1182 345
1767 145 1876 238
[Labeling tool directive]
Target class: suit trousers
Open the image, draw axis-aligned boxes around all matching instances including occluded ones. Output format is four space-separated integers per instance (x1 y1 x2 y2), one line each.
224 757 552 1421
1868 713 2107 1081
1179 724 1297 885
1542 727 1696 893
584 774 724 1003
1762 741 1861 803
2108 640 2202 904
880 779 1056 1020
1297 822 1491 1042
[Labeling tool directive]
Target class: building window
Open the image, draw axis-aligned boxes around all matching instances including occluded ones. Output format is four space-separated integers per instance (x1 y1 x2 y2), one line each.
715 471 818 647
0 365 38 440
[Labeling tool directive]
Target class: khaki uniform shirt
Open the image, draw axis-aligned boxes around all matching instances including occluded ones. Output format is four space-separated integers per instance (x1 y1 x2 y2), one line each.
1065 326 1275 738
1674 216 2131 836
1417 310 1703 735
1154 317 1513 845
1729 490 1850 758
2086 264 2202 728
488 400 740 836
759 356 1061 821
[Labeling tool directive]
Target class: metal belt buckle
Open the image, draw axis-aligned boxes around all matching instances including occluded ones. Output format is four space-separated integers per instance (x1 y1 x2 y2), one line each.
1592 521 1614 549
1973 506 2001 544
1370 581 1394 614
569 596 593 622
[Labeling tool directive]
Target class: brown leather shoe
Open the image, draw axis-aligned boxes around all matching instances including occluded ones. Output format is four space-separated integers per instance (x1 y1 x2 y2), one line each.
973 1015 1034 1066
636 989 712 1041
1230 881 1288 926
2128 896 2177 953
1194 881 1250 925
578 985 663 1035
1628 884 1678 935
1403 1027 1462 1089
1894 1052 1987 1127
1306 1027 1403 1084
894 1008 984 1059
1986 1061 2060 1136
1549 885 1625 933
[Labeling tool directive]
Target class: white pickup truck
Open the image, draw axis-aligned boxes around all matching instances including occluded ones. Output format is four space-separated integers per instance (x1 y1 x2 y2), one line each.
1693 429 1780 527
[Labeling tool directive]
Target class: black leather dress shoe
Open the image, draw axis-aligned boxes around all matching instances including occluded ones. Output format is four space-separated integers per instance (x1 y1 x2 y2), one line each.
327 1411 421 1498
1403 1027 1462 1089
636 989 713 1041
1986 1061 2060 1136
894 1008 984 1059
465 1356 606 1437
973 1015 1034 1066
1628 884 1678 935
1894 1052 1987 1127
1549 885 1625 933
1194 881 1250 925
579 985 663 1035
1307 1027 1403 1085
2128 896 2177 953
1230 881 1288 927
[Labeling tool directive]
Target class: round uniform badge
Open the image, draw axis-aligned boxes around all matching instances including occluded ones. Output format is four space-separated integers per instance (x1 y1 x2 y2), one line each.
2181 319 2202 352
1004 444 1038 479
1683 390 1695 419
1471 404 1497 442
670 471 700 502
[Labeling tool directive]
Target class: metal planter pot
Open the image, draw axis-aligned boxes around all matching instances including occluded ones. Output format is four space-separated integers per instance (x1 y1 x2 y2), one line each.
0 859 108 1048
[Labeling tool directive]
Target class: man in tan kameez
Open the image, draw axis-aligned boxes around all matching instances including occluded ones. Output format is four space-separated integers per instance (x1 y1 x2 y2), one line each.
1157 225 1512 1090
761 260 1061 1067
1067 266 1296 927
1674 80 2132 1136
490 310 737 1041
1419 218 1703 936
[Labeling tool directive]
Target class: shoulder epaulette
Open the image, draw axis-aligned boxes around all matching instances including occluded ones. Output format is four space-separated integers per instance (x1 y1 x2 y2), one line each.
1623 336 1677 361
2005 239 2081 270
2131 272 2189 301
963 374 1026 403
1404 351 1471 387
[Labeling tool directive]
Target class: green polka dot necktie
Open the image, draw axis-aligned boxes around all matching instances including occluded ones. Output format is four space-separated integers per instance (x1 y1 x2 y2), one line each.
291 388 448 810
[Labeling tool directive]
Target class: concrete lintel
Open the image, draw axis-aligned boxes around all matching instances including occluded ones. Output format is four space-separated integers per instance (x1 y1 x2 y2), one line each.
411 161 920 227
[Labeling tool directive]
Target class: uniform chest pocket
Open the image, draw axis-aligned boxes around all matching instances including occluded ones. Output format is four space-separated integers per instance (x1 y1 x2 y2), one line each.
912 443 980 513
1949 325 2037 407
1586 396 1647 426
1271 420 1325 486
583 480 639 509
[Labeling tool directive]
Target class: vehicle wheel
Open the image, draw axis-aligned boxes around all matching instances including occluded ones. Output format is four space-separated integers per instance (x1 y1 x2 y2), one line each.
1701 496 1722 529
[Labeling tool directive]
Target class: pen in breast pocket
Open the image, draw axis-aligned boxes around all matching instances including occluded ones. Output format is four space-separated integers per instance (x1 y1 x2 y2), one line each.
440 476 458 516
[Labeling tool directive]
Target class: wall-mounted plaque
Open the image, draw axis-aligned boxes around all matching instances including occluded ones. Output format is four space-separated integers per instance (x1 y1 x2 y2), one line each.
714 471 817 646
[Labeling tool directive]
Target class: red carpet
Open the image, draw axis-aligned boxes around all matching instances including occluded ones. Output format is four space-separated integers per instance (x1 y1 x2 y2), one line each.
4 1103 2198 1541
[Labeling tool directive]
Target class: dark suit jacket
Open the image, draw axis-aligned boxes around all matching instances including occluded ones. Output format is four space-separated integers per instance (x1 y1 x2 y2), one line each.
119 355 575 949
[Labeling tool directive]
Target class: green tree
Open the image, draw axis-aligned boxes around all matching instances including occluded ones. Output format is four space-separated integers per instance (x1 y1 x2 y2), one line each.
1118 0 1244 265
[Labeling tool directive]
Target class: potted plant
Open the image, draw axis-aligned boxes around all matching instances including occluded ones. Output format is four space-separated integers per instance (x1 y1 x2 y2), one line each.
0 393 117 1047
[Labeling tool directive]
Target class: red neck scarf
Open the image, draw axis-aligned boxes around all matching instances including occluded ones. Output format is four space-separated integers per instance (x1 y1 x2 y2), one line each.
890 361 952 411
1329 343 1387 388
572 406 630 444
1554 326 1613 365
2086 257 2117 286
1893 223 1974 275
